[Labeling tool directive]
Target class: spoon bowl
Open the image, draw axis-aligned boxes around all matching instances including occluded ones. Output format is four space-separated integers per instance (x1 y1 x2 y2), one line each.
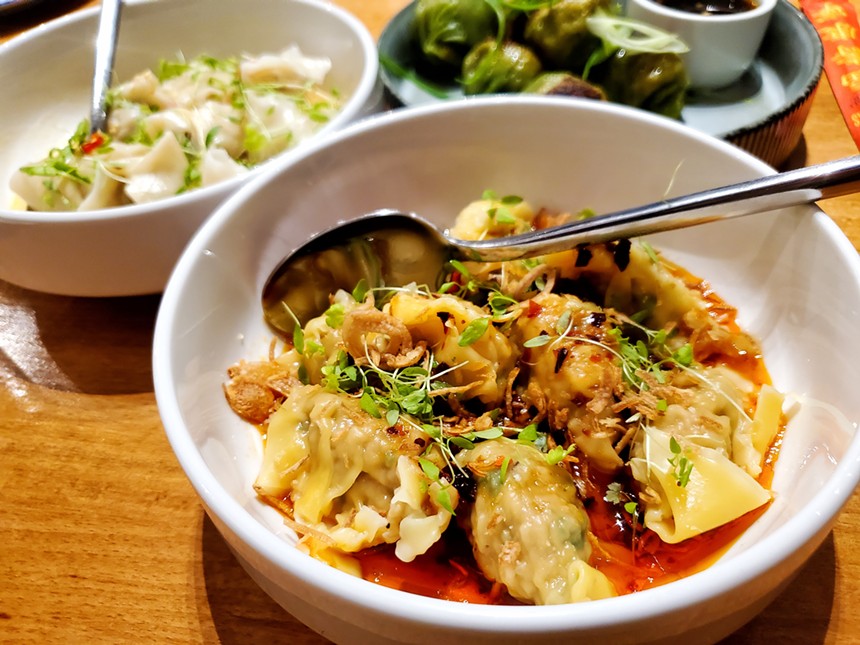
262 211 449 334
262 154 860 334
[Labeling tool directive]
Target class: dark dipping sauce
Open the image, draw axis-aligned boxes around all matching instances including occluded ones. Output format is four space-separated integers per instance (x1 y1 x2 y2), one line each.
652 0 758 14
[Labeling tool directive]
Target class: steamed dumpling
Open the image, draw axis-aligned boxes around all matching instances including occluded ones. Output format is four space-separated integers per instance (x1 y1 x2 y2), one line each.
389 291 519 405
457 438 616 604
256 384 457 562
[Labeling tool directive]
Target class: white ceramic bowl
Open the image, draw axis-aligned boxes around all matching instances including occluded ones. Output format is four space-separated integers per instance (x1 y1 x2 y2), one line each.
627 0 777 89
153 97 860 644
0 0 380 296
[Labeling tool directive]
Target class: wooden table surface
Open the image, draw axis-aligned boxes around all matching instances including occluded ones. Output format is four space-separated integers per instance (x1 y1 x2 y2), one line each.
1 1 858 643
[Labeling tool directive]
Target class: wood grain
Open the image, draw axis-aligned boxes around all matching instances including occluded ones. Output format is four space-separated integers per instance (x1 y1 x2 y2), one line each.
1 1 858 643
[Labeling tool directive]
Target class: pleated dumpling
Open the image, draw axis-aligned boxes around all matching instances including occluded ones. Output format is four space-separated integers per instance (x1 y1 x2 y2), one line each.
255 384 457 561
240 44 332 86
388 291 519 405
513 291 624 471
448 197 535 241
629 425 771 544
124 134 189 204
457 439 617 604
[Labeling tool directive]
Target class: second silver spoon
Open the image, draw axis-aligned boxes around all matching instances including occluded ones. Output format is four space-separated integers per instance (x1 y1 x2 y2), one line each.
89 0 123 135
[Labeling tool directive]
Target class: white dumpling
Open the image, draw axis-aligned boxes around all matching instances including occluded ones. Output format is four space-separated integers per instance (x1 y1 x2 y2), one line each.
189 101 245 158
240 44 332 85
139 109 194 146
199 148 247 187
732 384 784 478
77 164 127 210
124 134 188 204
243 91 313 163
111 68 161 106
107 103 148 140
513 291 625 471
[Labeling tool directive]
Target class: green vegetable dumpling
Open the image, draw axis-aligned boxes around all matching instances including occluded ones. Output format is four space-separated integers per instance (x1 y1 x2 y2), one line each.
523 0 611 72
461 39 543 95
591 49 689 119
413 0 499 72
523 71 607 101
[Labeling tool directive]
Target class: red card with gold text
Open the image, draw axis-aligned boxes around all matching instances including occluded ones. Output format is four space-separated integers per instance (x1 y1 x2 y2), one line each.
801 0 860 149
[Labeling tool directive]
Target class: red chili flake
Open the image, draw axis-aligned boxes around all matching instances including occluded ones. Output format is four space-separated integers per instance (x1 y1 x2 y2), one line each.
525 299 542 318
81 132 105 155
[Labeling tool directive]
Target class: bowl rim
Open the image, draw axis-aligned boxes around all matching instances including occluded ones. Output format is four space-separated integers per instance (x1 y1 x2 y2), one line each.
154 95 860 633
0 0 379 225
717 0 824 145
627 0 778 23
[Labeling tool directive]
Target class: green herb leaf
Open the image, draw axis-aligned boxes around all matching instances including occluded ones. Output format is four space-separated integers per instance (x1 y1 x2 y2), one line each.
435 487 455 514
517 423 539 444
546 445 574 465
472 427 504 440
672 344 694 367
555 309 573 336
385 408 400 427
352 278 369 303
292 325 305 354
499 455 511 483
668 435 694 487
360 390 381 418
419 457 441 481
459 317 490 346
325 303 346 329
524 334 553 348
449 259 472 279
449 436 476 450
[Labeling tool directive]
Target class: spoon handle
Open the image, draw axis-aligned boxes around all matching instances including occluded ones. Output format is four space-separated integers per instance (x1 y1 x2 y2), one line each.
454 155 860 262
89 0 123 135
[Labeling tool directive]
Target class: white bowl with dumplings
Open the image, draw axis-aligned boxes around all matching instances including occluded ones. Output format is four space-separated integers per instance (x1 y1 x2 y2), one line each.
153 97 860 644
0 0 380 296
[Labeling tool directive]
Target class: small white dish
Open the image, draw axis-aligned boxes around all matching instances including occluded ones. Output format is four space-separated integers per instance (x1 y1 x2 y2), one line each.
0 0 381 297
626 0 777 89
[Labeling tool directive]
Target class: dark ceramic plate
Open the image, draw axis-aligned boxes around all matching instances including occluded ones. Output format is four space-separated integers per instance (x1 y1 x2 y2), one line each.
378 0 823 167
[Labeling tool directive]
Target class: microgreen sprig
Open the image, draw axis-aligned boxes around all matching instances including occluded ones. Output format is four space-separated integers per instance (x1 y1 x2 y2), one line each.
668 436 694 487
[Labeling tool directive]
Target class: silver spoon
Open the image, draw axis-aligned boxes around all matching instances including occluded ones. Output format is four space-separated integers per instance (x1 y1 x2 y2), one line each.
89 0 123 135
262 154 860 335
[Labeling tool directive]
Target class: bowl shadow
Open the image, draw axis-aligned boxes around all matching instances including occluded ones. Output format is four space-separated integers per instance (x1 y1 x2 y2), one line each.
0 280 160 395
719 532 835 644
199 513 328 644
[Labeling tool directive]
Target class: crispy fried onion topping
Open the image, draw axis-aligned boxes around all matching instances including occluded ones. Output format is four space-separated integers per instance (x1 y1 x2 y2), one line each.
223 359 298 424
341 305 427 370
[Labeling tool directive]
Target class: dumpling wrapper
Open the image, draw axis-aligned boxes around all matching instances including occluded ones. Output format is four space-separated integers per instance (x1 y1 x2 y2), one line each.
457 438 616 604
